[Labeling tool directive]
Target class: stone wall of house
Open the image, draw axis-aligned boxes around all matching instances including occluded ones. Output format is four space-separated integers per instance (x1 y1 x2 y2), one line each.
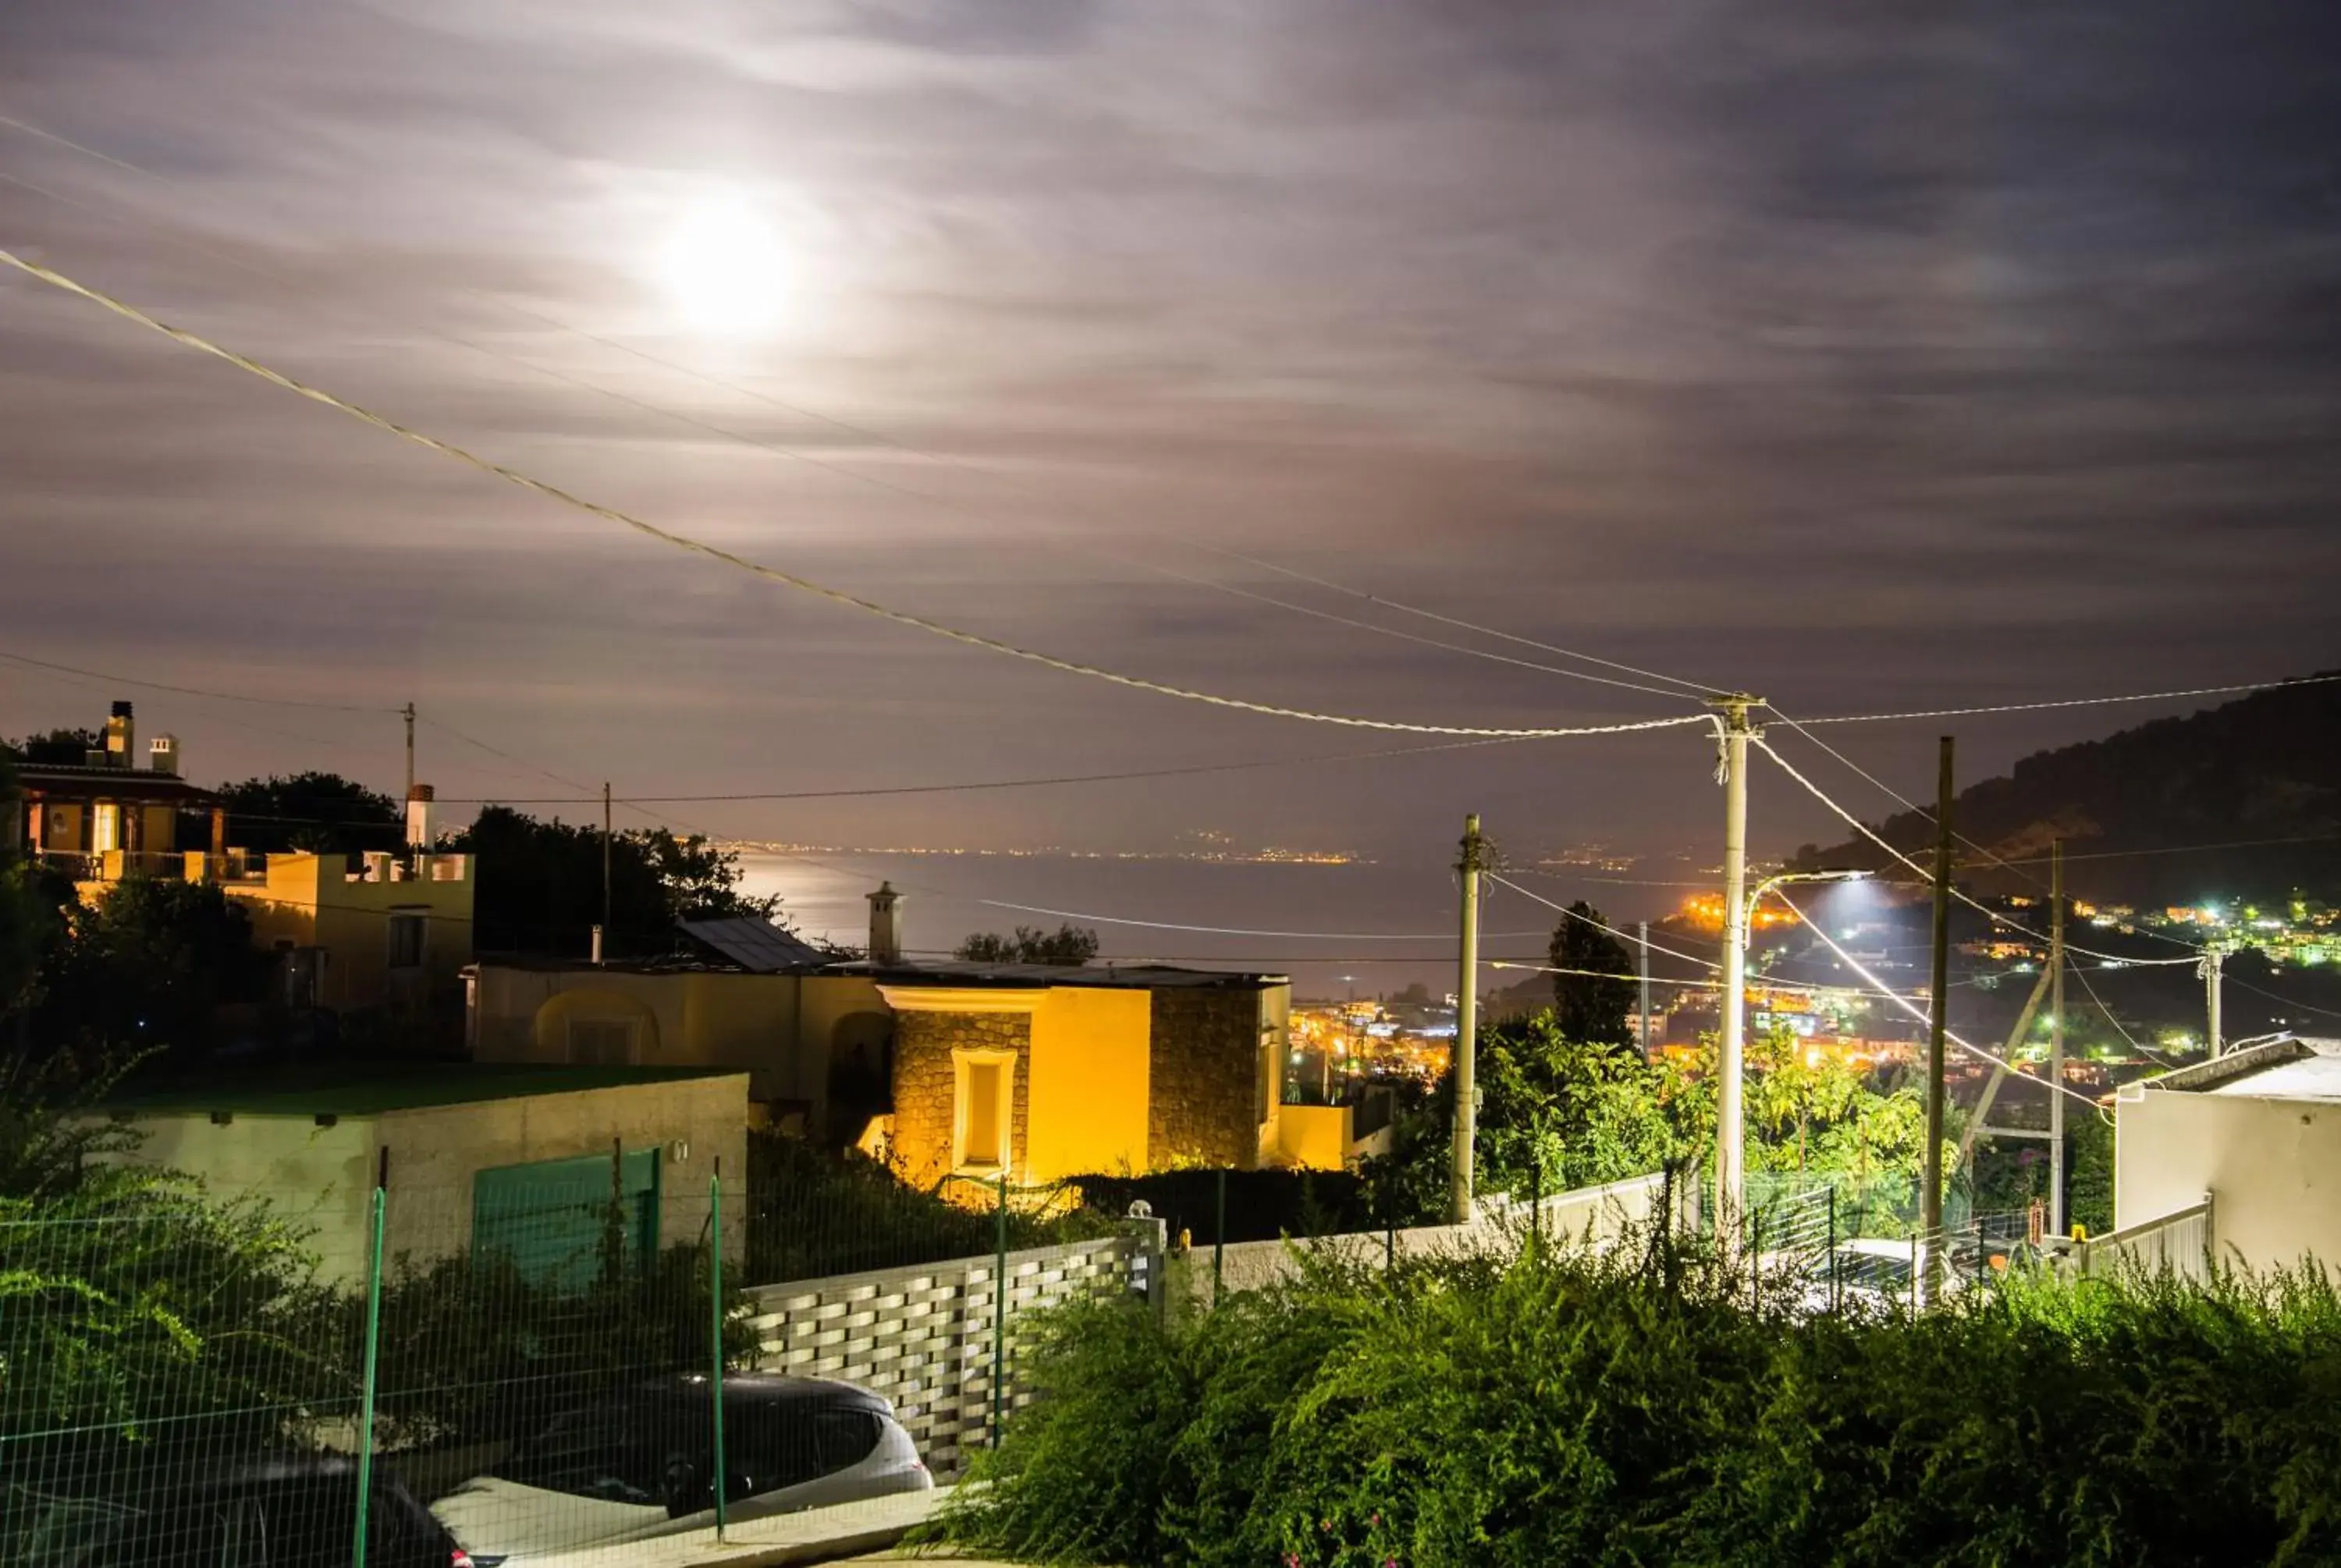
890 1009 1033 1188
1148 988 1266 1169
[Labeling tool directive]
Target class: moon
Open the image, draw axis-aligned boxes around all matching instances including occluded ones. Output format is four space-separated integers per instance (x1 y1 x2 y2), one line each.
659 192 789 335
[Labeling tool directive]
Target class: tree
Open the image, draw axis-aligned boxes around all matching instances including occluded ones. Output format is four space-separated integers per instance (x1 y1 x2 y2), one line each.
218 772 401 854
955 924 1100 966
33 876 268 1058
1546 901 1635 1045
451 805 786 959
0 752 69 1025
2 727 102 765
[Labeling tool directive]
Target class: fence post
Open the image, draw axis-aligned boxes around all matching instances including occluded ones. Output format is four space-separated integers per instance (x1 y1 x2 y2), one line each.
351 1184 385 1568
1213 1169 1226 1303
1529 1161 1543 1261
1828 1185 1838 1314
992 1172 1008 1448
710 1168 728 1541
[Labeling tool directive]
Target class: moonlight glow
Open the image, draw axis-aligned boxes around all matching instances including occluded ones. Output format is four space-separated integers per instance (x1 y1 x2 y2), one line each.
659 193 788 334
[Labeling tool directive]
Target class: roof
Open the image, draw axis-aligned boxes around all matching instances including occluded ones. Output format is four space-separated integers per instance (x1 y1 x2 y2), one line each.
859 959 1288 992
104 1062 745 1118
15 762 218 802
680 915 836 972
2132 1035 2341 1102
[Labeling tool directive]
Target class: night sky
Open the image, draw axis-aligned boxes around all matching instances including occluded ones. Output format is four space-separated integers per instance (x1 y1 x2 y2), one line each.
5 2 2338 870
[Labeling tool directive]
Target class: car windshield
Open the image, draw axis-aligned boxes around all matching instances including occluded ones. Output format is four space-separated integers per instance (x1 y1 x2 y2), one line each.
492 1409 663 1504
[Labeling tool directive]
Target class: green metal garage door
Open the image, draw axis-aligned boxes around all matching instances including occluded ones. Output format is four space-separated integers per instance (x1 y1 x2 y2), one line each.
472 1149 660 1288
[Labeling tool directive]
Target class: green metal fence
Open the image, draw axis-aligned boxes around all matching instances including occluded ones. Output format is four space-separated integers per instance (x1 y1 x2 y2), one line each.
3 1157 1154 1567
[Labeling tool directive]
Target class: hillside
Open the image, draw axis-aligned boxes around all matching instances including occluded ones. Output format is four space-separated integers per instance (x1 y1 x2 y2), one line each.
1790 674 2341 906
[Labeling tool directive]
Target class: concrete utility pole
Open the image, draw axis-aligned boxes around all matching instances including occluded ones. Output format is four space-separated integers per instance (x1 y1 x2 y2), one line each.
1710 695 1760 1243
1638 920 1653 1061
2202 945 2226 1058
601 781 613 963
401 702 416 804
2050 839 2066 1237
1920 736 1956 1305
1452 812 1485 1225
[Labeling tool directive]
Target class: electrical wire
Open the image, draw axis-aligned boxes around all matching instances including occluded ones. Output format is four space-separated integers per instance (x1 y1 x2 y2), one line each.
1483 872 1714 968
1188 545 1723 697
1760 888 2112 1112
2224 976 2341 1022
0 647 394 712
2066 959 2183 1070
1750 737 2201 967
421 735 1546 805
1786 674 2341 726
0 122 1713 708
0 245 1718 746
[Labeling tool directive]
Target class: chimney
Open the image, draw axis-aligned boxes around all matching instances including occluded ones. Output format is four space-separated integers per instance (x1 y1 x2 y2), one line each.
148 735 180 775
406 783 437 849
105 701 134 769
867 881 904 967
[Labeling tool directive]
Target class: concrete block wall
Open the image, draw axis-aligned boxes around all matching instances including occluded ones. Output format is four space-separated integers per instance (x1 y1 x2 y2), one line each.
740 1233 1142 1478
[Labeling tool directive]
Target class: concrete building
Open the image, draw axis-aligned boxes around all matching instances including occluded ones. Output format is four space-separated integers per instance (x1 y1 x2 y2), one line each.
2115 1035 2341 1271
101 1064 748 1286
467 885 1345 1184
208 846 477 1011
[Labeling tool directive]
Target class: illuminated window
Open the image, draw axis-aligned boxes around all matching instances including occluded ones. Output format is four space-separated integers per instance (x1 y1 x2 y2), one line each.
91 802 122 853
952 1048 1017 1173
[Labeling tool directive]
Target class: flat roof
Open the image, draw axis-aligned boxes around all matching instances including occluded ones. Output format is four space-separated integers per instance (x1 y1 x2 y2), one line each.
476 954 1287 990
105 1063 744 1118
2137 1035 2341 1102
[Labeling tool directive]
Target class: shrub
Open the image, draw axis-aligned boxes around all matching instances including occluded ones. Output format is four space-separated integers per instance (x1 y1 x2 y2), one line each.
935 1233 2341 1566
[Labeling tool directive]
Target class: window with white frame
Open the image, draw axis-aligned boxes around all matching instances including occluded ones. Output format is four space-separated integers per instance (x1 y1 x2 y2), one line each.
951 1048 1017 1174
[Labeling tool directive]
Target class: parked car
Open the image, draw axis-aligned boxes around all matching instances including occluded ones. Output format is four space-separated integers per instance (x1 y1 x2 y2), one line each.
4 1452 471 1567
429 1375 930 1566
1799 1236 1984 1316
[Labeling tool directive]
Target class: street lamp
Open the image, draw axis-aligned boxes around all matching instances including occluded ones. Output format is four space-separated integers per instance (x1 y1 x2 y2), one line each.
1716 868 1868 1242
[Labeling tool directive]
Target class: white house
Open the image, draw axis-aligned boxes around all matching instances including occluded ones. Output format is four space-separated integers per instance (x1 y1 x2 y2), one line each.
2115 1035 2341 1272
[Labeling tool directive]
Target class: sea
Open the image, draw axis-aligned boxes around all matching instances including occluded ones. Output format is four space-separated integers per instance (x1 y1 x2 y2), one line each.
733 850 1689 1001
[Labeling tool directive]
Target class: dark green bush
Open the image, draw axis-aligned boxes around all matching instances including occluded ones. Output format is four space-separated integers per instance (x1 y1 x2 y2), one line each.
936 1237 2341 1567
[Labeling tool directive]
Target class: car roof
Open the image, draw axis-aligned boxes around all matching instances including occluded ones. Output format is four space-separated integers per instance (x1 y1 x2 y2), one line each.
9 1449 421 1507
634 1373 890 1413
1836 1237 1917 1259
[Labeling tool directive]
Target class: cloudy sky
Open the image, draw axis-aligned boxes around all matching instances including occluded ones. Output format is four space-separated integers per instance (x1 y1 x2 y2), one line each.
3 0 2337 871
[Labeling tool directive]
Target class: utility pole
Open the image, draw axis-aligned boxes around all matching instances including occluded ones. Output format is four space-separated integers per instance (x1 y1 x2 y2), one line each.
1710 695 1760 1244
601 781 613 963
2049 839 2066 1237
2201 946 2226 1058
1452 813 1484 1225
1920 736 1955 1305
1638 920 1653 1061
401 702 416 804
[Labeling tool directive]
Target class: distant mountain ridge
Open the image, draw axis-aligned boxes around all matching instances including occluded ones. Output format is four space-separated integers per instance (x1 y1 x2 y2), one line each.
1790 675 2341 905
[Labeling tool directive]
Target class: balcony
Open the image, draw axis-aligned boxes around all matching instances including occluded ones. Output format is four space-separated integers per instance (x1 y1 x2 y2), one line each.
34 847 189 883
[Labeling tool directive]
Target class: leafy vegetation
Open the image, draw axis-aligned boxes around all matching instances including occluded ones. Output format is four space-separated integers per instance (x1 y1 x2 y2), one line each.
954 923 1102 966
1543 899 1635 1045
936 1233 2341 1567
451 803 785 958
218 771 403 855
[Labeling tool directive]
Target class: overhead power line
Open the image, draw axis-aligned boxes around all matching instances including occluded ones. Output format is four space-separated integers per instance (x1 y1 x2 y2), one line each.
1751 737 2201 967
0 647 395 712
0 118 1718 707
1763 889 2112 1115
1786 674 2341 727
0 246 1716 746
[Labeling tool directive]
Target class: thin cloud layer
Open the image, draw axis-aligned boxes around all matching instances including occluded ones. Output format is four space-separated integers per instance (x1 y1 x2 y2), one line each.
3 0 2337 865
